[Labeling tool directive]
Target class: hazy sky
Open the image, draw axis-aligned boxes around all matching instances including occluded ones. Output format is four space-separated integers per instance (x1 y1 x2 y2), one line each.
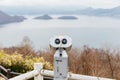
0 0 120 9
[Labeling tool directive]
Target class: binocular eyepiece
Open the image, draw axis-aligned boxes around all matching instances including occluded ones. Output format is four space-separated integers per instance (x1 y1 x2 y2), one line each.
55 38 67 45
50 35 72 51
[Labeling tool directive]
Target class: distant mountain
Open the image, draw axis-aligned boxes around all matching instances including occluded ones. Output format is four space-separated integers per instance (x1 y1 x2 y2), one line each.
77 6 120 18
34 14 52 20
0 10 26 24
1 6 120 18
58 16 78 20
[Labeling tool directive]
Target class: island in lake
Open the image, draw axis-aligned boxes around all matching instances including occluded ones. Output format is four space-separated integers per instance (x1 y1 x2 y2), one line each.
0 10 26 25
58 16 78 20
34 14 52 20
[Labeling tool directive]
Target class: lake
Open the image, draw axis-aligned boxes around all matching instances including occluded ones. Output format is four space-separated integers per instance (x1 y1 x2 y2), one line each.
0 15 120 50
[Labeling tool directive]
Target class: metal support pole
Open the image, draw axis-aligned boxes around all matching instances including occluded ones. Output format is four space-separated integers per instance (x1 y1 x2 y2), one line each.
54 49 68 80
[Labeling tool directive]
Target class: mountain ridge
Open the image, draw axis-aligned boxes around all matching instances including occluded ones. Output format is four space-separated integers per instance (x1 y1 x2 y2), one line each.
1 6 120 18
0 10 26 24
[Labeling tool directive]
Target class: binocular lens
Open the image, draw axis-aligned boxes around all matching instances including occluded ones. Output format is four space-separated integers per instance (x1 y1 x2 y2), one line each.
55 38 60 44
62 39 67 44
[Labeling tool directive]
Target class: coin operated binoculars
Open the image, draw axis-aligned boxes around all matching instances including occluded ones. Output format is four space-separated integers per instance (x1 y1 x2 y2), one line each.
50 36 72 80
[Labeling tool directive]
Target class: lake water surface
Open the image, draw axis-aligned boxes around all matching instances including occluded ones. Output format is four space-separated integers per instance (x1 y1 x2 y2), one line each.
0 15 120 50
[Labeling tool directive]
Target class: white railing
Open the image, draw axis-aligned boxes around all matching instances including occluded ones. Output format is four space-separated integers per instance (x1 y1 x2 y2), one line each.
9 63 115 80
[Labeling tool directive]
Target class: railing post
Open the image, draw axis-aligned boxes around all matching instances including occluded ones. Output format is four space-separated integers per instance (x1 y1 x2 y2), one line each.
7 69 11 79
34 63 43 80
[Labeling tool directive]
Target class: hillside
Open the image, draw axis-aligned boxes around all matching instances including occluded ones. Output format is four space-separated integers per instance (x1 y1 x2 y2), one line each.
58 16 78 20
34 14 52 20
0 10 25 24
1 6 120 18
0 45 120 80
76 6 120 18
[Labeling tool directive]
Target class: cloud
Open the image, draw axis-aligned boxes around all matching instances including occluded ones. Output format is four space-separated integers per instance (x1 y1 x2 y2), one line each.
0 0 88 6
0 0 120 8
